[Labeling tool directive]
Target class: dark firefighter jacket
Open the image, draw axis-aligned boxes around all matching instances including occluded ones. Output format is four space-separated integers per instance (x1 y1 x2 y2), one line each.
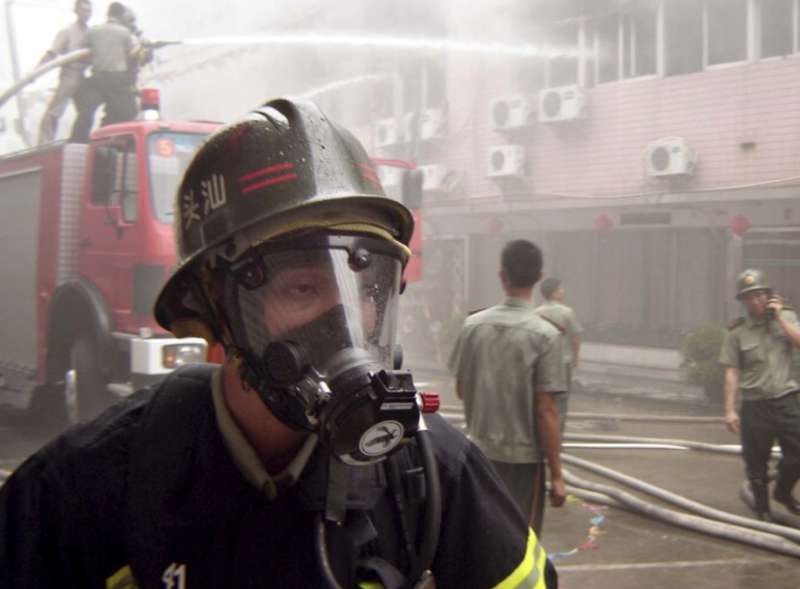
0 364 555 589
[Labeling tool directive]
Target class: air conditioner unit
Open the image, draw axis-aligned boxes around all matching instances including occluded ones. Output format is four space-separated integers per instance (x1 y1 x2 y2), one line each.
490 96 532 131
488 145 525 179
644 137 697 177
403 109 447 142
538 85 587 123
377 166 403 189
418 164 448 191
373 118 402 148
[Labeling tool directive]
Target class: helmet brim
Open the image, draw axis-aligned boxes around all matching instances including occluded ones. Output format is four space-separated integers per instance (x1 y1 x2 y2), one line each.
154 196 413 333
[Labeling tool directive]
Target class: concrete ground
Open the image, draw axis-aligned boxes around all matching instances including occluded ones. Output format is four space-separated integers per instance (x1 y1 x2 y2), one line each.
416 367 800 588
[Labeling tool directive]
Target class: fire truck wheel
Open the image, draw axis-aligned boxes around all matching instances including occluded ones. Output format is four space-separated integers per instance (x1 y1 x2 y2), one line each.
65 335 111 424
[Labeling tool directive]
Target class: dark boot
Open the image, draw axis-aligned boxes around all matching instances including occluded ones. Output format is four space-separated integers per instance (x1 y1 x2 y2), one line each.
750 479 773 521
773 472 800 516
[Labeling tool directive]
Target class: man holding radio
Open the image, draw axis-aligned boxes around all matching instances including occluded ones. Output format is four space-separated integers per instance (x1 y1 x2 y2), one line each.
720 268 800 521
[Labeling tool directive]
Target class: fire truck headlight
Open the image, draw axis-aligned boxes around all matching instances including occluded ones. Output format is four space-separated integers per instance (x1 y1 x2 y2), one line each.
162 343 206 368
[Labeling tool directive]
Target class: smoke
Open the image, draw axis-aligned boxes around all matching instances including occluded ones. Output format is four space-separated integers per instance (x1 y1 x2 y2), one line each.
127 0 568 122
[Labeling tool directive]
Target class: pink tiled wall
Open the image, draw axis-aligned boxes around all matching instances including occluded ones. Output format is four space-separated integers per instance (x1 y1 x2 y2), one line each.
430 57 800 200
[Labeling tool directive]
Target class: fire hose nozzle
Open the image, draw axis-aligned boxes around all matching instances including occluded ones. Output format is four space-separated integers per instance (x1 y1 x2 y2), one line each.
143 40 182 50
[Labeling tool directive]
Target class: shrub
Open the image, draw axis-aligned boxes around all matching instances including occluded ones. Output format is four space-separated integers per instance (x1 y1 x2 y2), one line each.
680 325 726 405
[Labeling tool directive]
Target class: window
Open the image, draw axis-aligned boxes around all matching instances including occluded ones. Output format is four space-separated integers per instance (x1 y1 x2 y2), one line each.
622 0 658 78
372 75 395 119
582 20 596 87
538 0 796 83
761 0 794 57
517 60 546 94
595 15 620 83
424 58 447 108
548 22 579 87
707 0 748 65
91 135 138 222
148 132 208 224
665 0 703 75
401 62 423 112
398 58 445 117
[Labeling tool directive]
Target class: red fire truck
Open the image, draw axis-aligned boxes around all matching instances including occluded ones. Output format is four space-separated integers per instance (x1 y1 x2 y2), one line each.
0 95 218 427
0 91 425 430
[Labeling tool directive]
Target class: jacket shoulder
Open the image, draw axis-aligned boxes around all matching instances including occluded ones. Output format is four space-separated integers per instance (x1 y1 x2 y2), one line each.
536 312 565 333
728 317 745 330
423 414 471 475
521 313 561 340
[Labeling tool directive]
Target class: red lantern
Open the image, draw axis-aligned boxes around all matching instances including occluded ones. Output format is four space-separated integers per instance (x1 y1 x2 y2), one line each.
488 217 504 233
592 213 613 232
729 214 750 236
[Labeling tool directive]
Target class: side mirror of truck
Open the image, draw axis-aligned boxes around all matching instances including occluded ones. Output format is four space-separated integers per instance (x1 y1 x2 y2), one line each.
92 147 118 204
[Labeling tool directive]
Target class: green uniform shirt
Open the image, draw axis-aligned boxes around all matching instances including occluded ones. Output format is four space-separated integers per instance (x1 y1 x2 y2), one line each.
448 297 566 463
534 300 583 364
87 19 140 73
719 310 800 401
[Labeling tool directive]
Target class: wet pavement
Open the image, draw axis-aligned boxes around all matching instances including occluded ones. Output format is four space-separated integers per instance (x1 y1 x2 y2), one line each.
416 367 800 588
1 370 799 587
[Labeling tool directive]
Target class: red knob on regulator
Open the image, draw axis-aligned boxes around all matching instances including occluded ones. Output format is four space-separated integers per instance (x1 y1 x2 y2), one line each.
419 392 440 414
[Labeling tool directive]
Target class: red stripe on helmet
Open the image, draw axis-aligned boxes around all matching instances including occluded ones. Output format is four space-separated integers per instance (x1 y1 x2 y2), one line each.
241 173 298 194
360 170 380 184
239 162 295 184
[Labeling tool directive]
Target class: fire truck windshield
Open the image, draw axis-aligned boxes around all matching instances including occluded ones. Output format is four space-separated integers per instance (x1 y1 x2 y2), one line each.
147 132 209 223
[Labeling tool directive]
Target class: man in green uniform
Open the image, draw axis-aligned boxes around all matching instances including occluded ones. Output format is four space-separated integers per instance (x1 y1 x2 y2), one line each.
449 240 567 537
37 0 92 144
535 277 583 431
719 269 800 520
69 2 143 142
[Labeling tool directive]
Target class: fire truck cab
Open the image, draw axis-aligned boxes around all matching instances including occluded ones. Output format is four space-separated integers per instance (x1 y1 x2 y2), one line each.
0 111 219 427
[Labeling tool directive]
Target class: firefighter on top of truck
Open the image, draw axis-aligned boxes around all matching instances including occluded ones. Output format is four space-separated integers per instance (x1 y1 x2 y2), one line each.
69 2 146 142
37 0 93 145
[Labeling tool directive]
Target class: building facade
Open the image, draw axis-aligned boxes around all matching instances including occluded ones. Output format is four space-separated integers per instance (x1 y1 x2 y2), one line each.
337 0 800 369
130 0 800 374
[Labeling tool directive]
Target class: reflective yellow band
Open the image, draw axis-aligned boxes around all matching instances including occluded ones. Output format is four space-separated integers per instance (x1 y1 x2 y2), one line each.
533 540 548 589
359 582 385 589
491 529 546 589
105 565 139 589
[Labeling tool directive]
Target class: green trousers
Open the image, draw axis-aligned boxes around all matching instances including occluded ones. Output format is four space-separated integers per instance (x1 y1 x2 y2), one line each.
740 392 800 488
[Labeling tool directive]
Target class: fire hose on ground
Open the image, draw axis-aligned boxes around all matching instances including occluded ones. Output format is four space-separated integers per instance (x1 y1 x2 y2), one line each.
440 406 726 425
564 432 781 458
566 412 725 424
443 408 800 555
562 470 800 558
561 453 800 544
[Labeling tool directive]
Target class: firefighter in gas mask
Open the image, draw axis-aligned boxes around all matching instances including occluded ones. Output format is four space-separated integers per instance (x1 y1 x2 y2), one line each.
0 98 557 589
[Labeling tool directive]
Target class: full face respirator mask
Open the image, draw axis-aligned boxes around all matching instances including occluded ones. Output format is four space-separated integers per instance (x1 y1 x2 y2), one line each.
206 232 421 465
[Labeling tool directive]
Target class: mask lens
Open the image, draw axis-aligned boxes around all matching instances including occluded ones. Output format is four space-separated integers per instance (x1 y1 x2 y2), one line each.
222 236 403 376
